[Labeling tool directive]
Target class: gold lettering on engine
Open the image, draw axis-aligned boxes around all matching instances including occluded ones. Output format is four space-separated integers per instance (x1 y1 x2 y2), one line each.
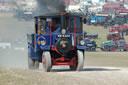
60 40 68 44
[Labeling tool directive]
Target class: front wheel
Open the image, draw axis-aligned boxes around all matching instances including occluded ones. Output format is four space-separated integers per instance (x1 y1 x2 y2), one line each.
42 51 52 72
76 50 84 71
70 50 84 71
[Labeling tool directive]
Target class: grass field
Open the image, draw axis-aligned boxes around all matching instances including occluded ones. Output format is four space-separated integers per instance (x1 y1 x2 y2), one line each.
83 25 128 46
86 52 128 67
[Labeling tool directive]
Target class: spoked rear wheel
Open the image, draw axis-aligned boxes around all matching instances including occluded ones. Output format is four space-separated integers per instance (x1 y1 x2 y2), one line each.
42 51 52 72
28 48 39 69
28 58 39 69
28 57 35 69
34 60 39 69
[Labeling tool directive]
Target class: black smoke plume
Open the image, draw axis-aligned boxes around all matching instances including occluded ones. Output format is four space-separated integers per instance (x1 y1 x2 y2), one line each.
34 0 66 16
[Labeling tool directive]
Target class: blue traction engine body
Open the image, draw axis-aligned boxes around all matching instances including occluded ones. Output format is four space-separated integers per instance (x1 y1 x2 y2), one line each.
27 12 86 72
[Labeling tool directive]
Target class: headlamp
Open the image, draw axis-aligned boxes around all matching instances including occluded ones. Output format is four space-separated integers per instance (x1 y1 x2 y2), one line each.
80 40 85 45
41 41 46 45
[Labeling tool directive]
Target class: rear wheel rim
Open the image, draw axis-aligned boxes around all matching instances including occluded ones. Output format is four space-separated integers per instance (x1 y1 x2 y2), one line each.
42 56 46 68
73 59 77 67
70 57 77 70
28 47 34 69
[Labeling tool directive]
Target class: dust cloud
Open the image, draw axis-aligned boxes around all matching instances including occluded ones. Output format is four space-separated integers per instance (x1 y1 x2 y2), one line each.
13 0 66 19
0 0 66 68
0 13 32 68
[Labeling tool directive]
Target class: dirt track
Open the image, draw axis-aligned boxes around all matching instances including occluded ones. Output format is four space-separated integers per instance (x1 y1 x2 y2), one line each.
1 51 128 85
0 66 128 85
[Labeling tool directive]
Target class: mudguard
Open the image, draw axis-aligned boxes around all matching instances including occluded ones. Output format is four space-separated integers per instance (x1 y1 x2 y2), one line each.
77 46 86 50
28 45 38 59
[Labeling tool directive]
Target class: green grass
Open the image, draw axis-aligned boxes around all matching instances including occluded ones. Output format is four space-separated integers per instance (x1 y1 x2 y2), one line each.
86 52 128 67
83 24 128 46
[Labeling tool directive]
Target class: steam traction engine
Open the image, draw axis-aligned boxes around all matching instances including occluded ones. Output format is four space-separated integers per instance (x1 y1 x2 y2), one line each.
27 12 86 72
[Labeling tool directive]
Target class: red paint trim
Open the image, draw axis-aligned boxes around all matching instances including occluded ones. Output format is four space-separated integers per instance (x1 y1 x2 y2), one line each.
71 46 75 50
52 57 77 66
60 12 67 15
37 36 46 45
55 57 70 62
51 46 61 55
50 20 52 47
71 57 77 67
42 56 46 68
74 18 77 46
38 41 41 45
51 46 77 66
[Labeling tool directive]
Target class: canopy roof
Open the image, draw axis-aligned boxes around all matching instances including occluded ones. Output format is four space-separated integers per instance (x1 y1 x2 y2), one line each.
34 12 83 18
